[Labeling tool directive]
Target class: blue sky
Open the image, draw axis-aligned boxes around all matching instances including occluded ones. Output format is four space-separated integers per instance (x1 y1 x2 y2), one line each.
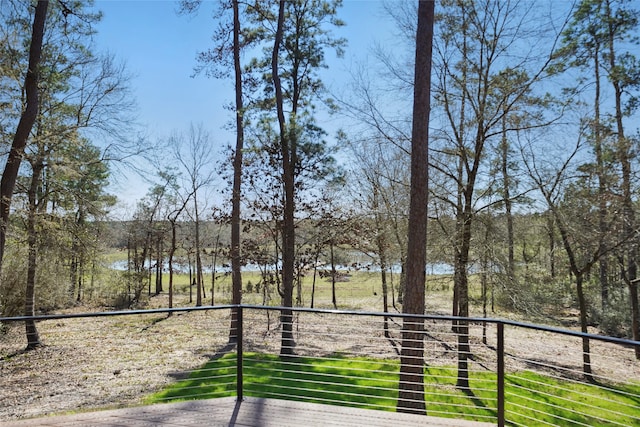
91 1 397 211
93 1 233 139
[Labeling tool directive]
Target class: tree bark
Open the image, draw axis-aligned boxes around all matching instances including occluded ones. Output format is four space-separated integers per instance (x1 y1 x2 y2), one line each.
500 114 515 285
25 160 44 349
168 220 176 313
271 0 295 357
605 0 640 358
330 241 337 309
547 197 594 381
155 235 163 295
591 42 610 312
373 186 391 338
0 1 49 277
546 212 556 278
481 223 490 344
310 244 319 309
630 280 640 359
397 0 434 415
194 192 203 306
575 273 593 381
451 155 464 320
454 208 472 390
229 0 244 344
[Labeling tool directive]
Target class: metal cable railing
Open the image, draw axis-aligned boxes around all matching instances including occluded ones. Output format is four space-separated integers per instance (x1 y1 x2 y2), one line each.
499 323 640 427
1 305 639 426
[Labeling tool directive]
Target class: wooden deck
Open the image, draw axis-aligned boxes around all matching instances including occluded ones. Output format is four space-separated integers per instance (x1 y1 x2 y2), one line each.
0 397 495 426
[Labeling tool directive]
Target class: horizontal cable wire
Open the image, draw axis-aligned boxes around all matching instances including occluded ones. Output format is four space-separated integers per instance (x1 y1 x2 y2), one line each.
506 352 605 381
423 409 496 422
246 361 400 384
153 386 235 402
505 357 640 413
2 305 638 426
506 388 627 427
244 381 398 405
504 407 562 427
506 398 595 427
242 388 397 411
506 383 634 427
507 372 640 418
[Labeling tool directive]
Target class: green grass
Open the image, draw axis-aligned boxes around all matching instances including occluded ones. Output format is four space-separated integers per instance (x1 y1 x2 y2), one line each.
242 353 401 410
145 353 238 402
143 269 412 308
145 352 640 425
503 371 640 426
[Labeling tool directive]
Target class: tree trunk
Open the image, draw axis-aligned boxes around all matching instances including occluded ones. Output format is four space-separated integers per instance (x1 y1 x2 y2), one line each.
73 209 86 303
310 246 319 308
146 235 152 296
0 1 48 276
481 225 489 345
591 44 610 312
377 226 391 338
229 0 244 344
155 235 163 295
168 221 176 313
500 115 515 285
630 279 640 359
212 236 219 306
373 185 390 323
195 193 203 306
70 255 78 298
454 212 472 390
188 253 193 303
576 273 593 381
272 0 295 357
25 161 44 349
618 68 640 360
452 156 464 320
551 200 595 379
330 241 337 309
77 258 83 302
397 0 434 415
296 260 302 306
546 212 556 278
603 0 640 359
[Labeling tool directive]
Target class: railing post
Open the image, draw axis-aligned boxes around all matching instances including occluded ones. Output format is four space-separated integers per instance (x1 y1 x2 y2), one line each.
497 321 505 427
236 306 243 401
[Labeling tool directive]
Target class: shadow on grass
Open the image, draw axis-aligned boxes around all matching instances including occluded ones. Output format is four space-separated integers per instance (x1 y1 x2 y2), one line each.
589 378 640 407
243 352 400 410
139 315 169 332
505 373 640 426
145 343 238 403
149 351 497 422
461 387 495 417
147 350 639 426
166 342 237 382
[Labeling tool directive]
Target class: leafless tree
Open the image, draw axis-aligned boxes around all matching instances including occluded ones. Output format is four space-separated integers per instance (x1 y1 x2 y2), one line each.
172 123 217 307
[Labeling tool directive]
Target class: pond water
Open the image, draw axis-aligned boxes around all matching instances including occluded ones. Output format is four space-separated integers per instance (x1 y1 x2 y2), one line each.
110 260 455 275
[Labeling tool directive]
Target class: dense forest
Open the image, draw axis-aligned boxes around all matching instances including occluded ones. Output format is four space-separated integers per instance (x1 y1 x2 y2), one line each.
1 0 639 366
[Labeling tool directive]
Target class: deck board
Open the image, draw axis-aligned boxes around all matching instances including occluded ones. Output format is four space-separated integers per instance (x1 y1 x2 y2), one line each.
0 397 495 427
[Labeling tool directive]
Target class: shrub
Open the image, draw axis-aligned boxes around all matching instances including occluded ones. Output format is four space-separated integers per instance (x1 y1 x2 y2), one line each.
494 268 571 316
109 271 149 309
1 245 72 317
